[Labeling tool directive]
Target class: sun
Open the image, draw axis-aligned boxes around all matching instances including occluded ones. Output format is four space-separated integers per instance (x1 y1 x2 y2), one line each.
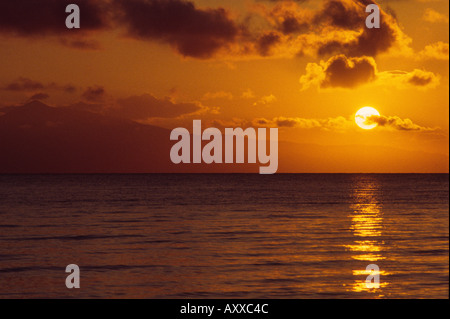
355 107 380 130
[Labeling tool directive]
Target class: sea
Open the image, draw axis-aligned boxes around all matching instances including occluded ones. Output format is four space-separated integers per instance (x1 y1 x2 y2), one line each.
0 174 448 299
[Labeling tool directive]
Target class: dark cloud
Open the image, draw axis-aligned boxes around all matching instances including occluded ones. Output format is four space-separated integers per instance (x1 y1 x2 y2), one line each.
346 21 397 57
321 55 377 88
29 93 50 101
274 118 298 127
252 116 352 130
82 86 106 102
378 69 440 88
258 0 405 59
114 0 241 59
4 77 45 91
111 94 201 120
0 0 413 60
0 0 107 36
257 32 281 56
314 0 364 29
3 77 79 93
62 85 77 94
301 56 440 90
366 115 436 131
279 17 309 34
316 0 399 57
253 118 271 126
262 1 311 35
408 72 436 87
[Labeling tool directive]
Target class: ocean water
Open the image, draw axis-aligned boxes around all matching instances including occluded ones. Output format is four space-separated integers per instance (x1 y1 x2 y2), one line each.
0 174 448 299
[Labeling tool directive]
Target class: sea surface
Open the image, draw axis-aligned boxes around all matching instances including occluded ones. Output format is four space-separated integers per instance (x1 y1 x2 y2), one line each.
0 174 448 299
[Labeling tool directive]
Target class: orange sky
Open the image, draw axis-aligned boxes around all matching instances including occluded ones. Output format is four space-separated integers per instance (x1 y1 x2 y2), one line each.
0 0 448 173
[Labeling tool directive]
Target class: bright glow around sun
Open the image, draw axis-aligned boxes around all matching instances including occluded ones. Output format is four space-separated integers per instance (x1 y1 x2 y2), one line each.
355 107 380 130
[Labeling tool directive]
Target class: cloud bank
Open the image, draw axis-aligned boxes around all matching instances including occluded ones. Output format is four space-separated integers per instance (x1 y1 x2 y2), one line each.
253 114 438 132
300 54 440 89
1 0 441 60
365 115 438 131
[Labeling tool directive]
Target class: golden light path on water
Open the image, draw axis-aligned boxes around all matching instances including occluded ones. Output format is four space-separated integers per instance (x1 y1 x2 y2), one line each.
344 176 390 296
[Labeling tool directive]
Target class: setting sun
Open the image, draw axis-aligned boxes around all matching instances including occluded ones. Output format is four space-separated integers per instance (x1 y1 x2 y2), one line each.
355 107 380 130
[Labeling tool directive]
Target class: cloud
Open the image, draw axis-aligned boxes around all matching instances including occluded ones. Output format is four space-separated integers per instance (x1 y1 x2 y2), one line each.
253 116 355 131
253 94 277 106
250 0 415 60
82 86 106 102
2 77 78 93
254 114 437 132
3 77 45 91
113 0 241 59
378 69 440 89
110 94 202 120
202 91 234 100
0 0 441 61
242 89 256 99
279 16 309 35
406 70 439 86
0 0 245 57
315 0 410 57
259 1 311 35
365 115 438 131
29 93 50 101
423 8 449 23
300 54 440 89
256 31 282 56
112 0 414 60
61 84 78 94
322 55 376 88
0 0 107 36
300 55 377 89
0 1 107 52
419 41 449 60
241 89 256 99
314 0 365 30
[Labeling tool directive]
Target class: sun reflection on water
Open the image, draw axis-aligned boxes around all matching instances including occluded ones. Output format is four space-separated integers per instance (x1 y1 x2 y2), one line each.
345 176 389 296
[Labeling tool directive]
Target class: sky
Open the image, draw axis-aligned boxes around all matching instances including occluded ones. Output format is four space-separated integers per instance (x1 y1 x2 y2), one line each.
0 0 448 173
